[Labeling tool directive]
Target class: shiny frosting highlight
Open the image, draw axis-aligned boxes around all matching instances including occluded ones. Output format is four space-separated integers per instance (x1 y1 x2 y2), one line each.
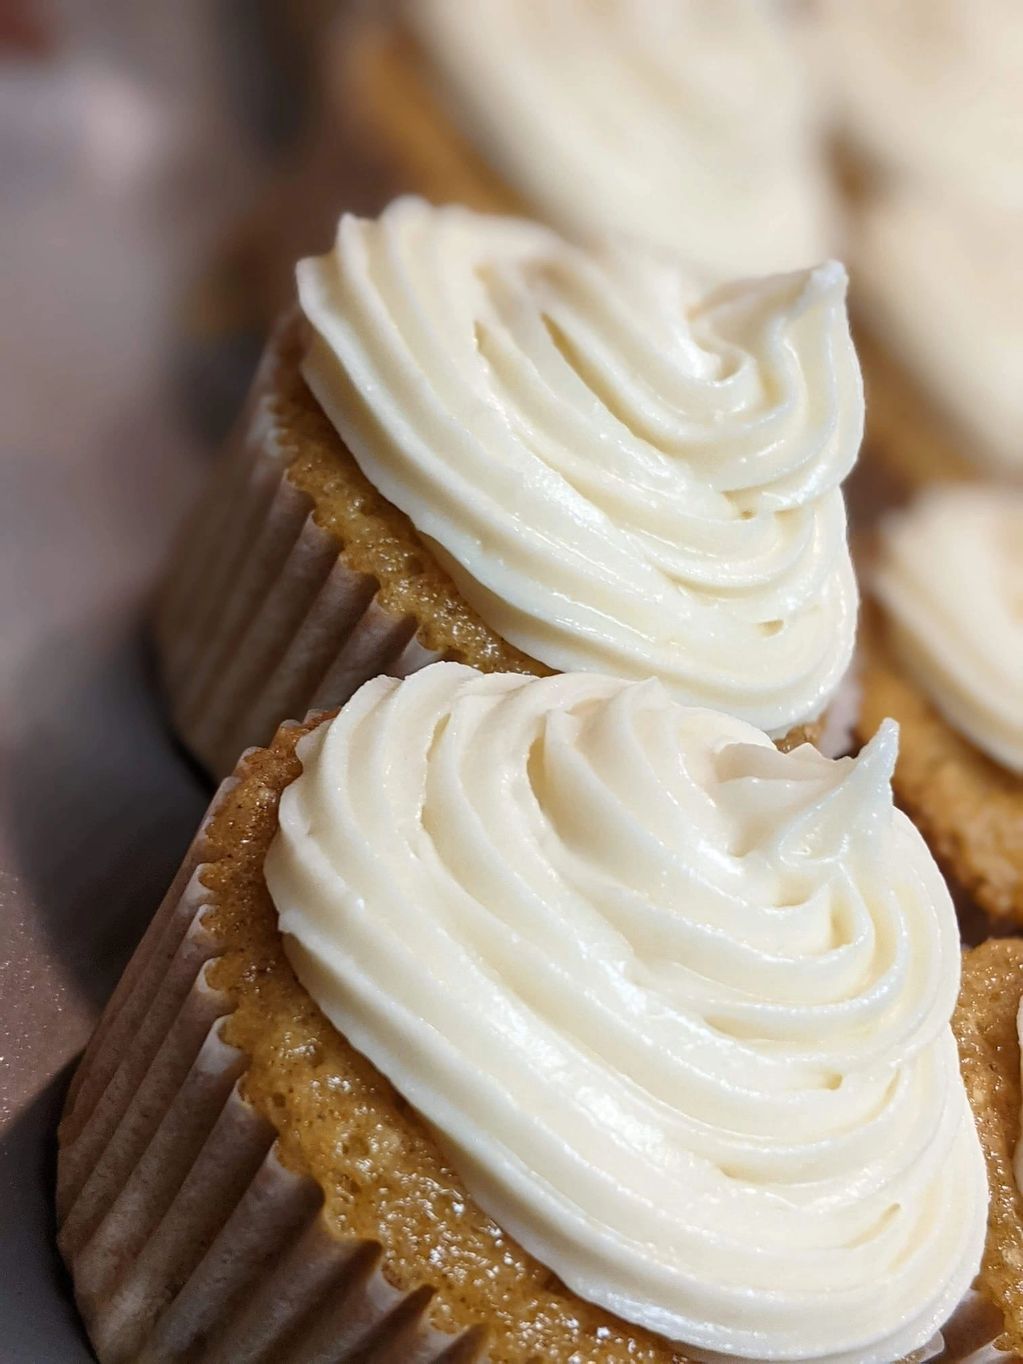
875 488 1023 774
407 0 835 281
267 663 986 1364
298 199 861 737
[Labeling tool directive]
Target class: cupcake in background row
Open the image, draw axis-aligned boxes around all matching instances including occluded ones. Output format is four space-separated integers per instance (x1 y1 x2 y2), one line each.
59 664 1005 1362
858 487 1023 923
157 197 862 777
812 0 1023 487
368 0 839 281
192 0 838 359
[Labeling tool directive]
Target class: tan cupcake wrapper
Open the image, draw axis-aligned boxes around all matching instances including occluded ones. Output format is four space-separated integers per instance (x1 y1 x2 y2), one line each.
58 764 1015 1363
154 316 445 779
57 770 486 1364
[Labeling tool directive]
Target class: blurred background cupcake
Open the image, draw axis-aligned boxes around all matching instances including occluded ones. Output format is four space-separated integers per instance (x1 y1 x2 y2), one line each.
811 0 1023 490
350 0 837 277
858 487 1023 926
197 0 841 397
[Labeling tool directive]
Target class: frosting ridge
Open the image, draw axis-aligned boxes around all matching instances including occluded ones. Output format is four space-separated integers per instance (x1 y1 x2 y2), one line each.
267 663 987 1363
297 198 861 736
875 488 1023 774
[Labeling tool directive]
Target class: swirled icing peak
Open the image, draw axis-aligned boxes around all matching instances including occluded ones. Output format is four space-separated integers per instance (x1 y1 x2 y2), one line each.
267 664 986 1363
406 0 836 280
298 199 861 737
875 487 1023 774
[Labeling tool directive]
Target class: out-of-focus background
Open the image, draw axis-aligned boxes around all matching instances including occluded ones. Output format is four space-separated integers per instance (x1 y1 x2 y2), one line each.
0 4 339 1356
1 1 1018 1357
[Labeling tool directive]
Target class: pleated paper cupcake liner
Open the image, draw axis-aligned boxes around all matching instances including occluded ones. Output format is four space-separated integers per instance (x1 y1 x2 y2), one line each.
57 771 486 1364
154 314 444 779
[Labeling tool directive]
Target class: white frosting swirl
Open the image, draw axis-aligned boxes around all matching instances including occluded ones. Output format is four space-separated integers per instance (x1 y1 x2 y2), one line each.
406 0 836 282
875 488 1023 774
266 663 987 1364
297 198 861 737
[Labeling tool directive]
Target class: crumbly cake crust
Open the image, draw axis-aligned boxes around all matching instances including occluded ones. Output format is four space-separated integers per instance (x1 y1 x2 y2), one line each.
954 939 1023 1354
856 609 1023 923
201 718 694 1363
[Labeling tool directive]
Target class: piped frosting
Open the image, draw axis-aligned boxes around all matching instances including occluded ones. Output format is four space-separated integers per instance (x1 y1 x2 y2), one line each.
298 198 861 737
267 663 987 1364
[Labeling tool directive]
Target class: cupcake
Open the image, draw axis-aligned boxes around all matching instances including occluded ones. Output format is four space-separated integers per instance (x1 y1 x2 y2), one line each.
858 486 1023 923
341 0 837 283
60 664 991 1362
955 938 1023 1358
156 198 863 777
811 0 1023 487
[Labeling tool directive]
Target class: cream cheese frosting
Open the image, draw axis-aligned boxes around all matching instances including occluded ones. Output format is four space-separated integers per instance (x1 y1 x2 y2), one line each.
405 0 836 281
266 663 987 1364
875 488 1023 774
297 198 861 737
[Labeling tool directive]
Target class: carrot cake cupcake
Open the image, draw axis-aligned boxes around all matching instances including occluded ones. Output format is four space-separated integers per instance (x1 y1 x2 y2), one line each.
156 198 863 776
812 0 1023 486
338 0 838 284
59 664 992 1362
858 486 1023 923
955 938 1023 1357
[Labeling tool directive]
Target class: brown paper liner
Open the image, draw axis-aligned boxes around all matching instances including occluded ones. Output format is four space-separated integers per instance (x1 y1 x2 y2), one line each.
57 777 485 1364
154 317 445 779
